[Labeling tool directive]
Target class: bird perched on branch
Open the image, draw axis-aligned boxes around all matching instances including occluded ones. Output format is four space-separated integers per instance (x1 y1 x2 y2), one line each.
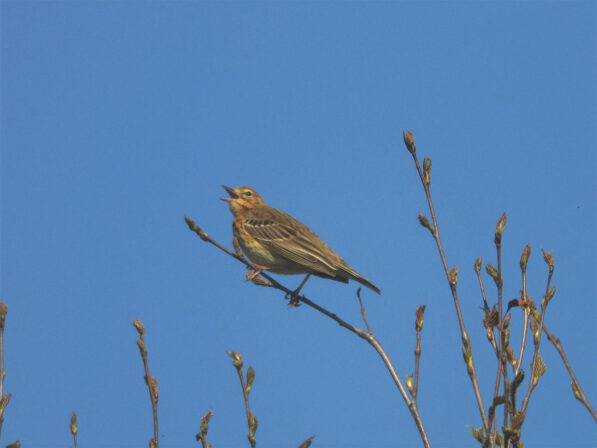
221 185 381 297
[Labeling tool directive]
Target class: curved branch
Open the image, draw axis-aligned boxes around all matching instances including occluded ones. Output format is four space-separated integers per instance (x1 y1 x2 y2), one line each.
184 216 430 448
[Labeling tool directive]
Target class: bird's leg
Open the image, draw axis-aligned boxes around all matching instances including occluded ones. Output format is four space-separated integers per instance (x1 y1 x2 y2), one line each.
287 273 312 306
232 236 245 260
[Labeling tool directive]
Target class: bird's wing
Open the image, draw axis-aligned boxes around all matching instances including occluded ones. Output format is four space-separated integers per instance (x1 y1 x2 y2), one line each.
242 207 342 277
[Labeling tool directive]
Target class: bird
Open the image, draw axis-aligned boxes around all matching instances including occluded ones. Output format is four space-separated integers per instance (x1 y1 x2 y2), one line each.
221 185 381 297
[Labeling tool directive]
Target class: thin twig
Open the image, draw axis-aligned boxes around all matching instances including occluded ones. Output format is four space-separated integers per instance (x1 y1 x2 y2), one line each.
475 258 491 312
0 303 5 399
228 352 257 448
475 265 498 357
494 215 511 443
501 357 512 448
356 288 373 334
542 324 597 421
296 435 317 448
413 305 426 401
70 412 78 448
0 302 8 440
403 131 489 434
132 320 159 448
196 409 213 448
185 216 431 448
505 246 532 448
520 250 553 415
515 245 531 375
488 346 504 448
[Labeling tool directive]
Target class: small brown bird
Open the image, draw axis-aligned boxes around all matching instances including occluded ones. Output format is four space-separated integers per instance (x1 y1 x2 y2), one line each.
221 185 381 296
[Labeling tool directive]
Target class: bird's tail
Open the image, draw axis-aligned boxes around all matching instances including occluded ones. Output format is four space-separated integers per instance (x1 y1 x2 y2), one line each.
337 265 381 295
353 275 382 295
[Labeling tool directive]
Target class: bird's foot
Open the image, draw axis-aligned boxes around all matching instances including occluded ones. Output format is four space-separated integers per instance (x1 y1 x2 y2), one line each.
245 263 269 280
245 263 273 287
246 270 273 287
284 273 311 307
285 290 302 307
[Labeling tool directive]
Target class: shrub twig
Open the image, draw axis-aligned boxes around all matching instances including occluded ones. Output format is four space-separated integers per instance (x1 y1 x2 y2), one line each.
227 352 258 448
403 131 489 434
70 412 78 448
196 409 213 448
412 305 426 401
488 214 512 443
0 302 10 441
520 250 554 417
515 245 531 375
132 319 160 448
541 324 597 421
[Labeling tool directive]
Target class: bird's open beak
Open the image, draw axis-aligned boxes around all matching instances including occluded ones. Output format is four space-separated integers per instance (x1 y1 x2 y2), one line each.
220 185 238 202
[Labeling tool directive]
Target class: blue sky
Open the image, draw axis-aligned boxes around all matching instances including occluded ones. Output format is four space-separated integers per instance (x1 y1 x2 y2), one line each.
1 2 595 447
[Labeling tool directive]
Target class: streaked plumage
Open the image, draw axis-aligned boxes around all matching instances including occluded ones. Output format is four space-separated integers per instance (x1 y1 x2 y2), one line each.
221 185 381 295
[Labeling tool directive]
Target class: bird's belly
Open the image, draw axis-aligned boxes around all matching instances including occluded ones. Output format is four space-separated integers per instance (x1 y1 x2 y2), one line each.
239 240 309 275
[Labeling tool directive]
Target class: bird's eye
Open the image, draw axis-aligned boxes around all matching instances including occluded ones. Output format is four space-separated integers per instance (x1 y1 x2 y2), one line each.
244 191 252 197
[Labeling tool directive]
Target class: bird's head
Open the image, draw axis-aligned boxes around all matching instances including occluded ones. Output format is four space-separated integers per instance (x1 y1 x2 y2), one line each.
221 186 267 214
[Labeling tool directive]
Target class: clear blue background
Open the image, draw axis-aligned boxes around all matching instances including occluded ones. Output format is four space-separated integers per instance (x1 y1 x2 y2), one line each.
1 2 595 447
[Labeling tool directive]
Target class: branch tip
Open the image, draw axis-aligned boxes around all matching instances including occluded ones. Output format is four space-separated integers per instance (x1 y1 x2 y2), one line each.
520 244 531 271
403 130 416 153
415 305 426 332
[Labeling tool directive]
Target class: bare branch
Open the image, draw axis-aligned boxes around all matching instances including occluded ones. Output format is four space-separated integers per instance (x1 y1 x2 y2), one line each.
132 319 159 448
515 244 532 375
0 302 9 440
296 435 317 448
543 324 597 421
403 131 489 434
413 305 426 401
356 288 372 334
185 216 430 448
489 213 512 442
227 352 257 448
196 409 214 448
476 262 499 357
520 250 554 416
70 412 78 448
